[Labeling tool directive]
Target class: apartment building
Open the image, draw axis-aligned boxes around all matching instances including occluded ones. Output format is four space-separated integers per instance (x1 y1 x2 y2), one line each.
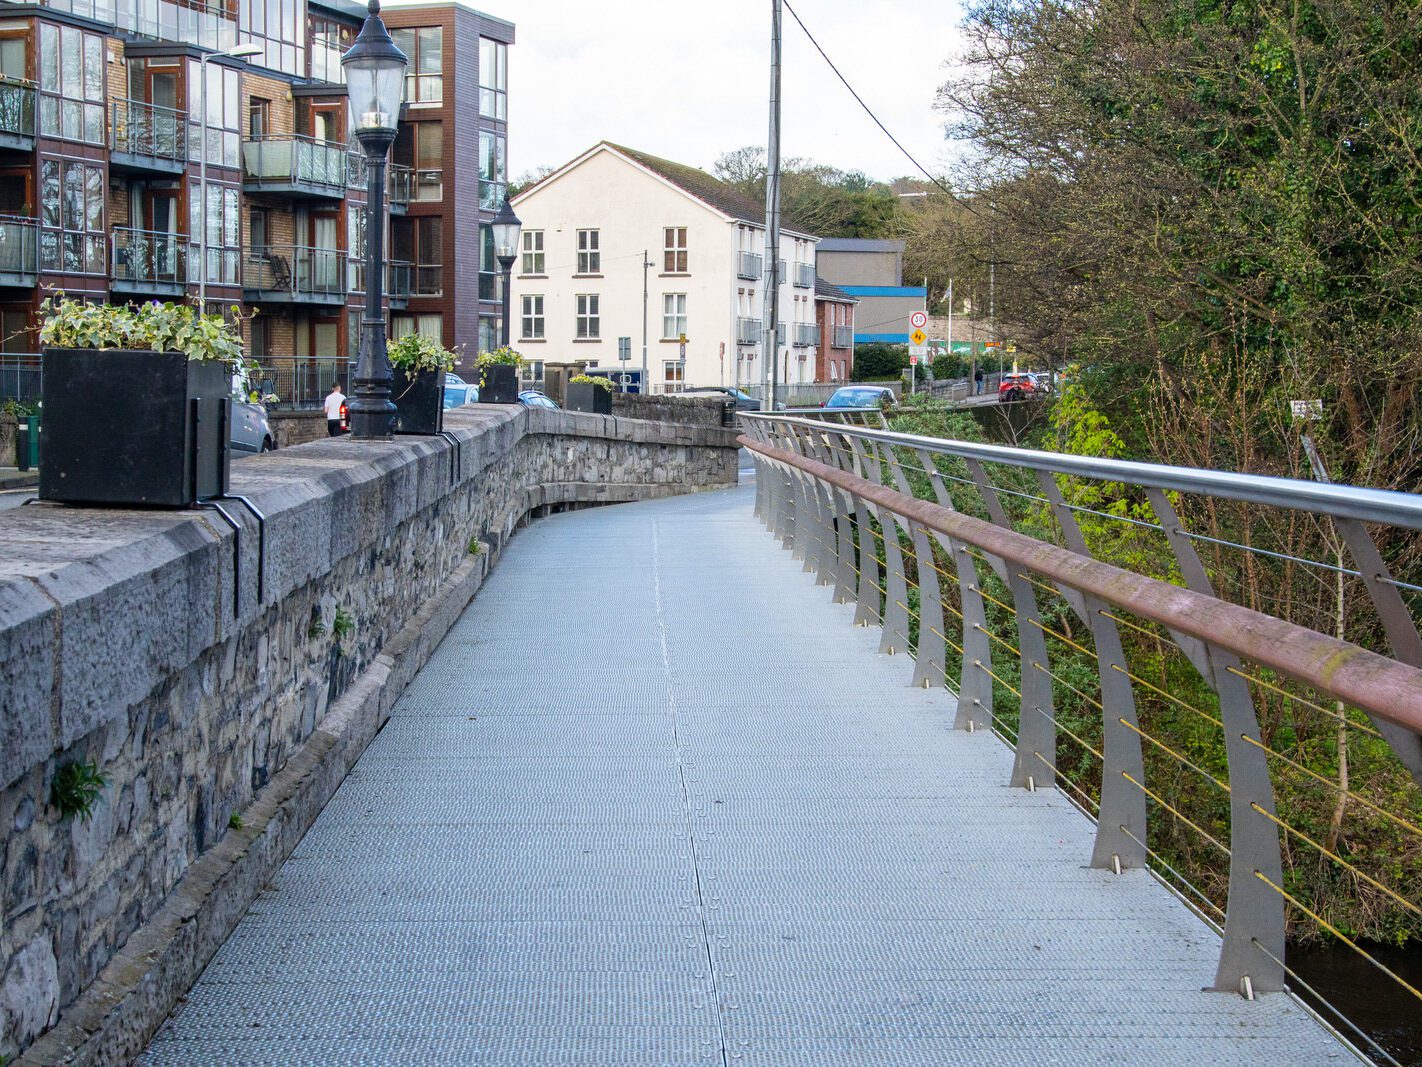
0 0 511 401
509 141 821 393
814 277 855 383
815 238 926 345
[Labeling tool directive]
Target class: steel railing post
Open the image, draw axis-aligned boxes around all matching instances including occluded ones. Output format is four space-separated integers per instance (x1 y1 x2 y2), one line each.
883 445 946 689
862 440 912 657
845 437 882 627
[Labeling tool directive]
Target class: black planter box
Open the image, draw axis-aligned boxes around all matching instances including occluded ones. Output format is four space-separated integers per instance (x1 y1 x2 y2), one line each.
40 348 229 507
480 363 520 404
565 382 612 415
391 367 444 435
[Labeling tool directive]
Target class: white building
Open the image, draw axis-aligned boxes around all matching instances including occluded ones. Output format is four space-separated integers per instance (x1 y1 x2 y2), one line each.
509 142 820 393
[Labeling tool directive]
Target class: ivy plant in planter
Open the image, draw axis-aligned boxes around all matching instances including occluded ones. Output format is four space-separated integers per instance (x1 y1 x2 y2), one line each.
477 346 522 405
565 373 614 415
388 333 460 435
38 296 247 507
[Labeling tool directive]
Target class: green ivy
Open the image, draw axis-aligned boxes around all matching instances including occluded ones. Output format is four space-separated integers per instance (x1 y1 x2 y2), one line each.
389 333 460 374
476 346 523 368
569 374 614 391
39 296 246 365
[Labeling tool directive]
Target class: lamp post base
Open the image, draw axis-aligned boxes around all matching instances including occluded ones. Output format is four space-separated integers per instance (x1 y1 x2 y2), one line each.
348 394 396 440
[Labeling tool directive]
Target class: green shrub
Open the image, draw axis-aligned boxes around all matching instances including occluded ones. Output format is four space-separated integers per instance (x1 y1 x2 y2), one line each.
51 760 106 822
39 296 245 364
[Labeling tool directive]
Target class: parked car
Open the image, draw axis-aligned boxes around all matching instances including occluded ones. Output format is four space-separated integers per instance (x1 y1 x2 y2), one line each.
443 382 479 409
445 372 467 387
519 390 560 410
824 385 896 409
229 370 275 454
682 386 779 412
998 372 1045 403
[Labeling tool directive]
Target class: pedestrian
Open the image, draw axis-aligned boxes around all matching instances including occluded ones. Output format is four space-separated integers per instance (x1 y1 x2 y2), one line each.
324 382 346 436
974 366 984 395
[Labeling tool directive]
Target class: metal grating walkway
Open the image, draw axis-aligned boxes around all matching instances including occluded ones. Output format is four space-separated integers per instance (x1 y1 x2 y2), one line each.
141 482 1350 1066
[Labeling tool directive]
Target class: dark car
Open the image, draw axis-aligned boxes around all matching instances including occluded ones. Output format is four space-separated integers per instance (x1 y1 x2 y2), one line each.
824 385 896 409
519 390 560 410
682 386 784 412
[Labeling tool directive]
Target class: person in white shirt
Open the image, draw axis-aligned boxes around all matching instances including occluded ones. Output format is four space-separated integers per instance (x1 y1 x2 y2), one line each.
324 383 347 436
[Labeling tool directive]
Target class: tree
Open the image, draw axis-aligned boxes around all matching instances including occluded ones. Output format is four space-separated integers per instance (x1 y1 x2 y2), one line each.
712 148 902 239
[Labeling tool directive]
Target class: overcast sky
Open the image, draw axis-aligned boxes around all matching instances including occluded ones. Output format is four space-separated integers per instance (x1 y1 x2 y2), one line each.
482 0 968 184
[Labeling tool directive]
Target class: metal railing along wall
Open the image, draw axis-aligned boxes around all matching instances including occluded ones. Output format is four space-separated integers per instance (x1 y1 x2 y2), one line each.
246 244 346 299
112 227 187 285
251 358 357 409
241 135 348 193
111 97 185 161
0 353 40 404
0 76 35 138
740 413 1422 1063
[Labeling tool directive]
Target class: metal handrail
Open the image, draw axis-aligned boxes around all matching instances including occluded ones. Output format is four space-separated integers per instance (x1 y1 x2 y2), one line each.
742 413 1422 530
112 226 187 283
388 163 412 204
241 134 349 190
111 97 185 160
246 243 346 297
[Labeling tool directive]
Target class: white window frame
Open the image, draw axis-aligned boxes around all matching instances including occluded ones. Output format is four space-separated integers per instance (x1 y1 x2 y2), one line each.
576 293 600 339
663 226 688 273
662 360 684 392
576 229 600 274
521 294 544 340
521 230 544 275
661 293 687 340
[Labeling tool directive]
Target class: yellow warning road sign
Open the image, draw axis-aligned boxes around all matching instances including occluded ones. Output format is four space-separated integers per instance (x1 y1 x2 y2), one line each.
909 328 927 346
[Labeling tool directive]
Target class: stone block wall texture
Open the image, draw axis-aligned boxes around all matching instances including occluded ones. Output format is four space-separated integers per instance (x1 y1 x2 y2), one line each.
610 393 728 428
267 410 328 449
1 413 14 467
0 406 738 1061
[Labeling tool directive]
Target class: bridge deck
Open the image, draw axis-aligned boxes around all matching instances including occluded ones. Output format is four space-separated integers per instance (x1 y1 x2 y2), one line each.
141 482 1348 1066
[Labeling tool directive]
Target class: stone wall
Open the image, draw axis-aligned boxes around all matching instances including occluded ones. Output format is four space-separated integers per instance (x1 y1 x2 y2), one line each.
1 412 14 467
611 393 729 427
267 410 328 449
0 406 738 1064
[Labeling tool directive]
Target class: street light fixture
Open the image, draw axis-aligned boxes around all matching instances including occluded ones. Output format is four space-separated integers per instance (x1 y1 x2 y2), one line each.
197 43 261 314
341 0 407 439
491 197 521 347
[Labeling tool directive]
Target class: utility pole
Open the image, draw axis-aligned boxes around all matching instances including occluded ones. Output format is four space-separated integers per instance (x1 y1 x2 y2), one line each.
642 250 651 394
761 0 783 412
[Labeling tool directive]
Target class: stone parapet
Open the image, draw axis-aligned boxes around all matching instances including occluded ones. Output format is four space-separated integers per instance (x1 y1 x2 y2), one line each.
0 404 738 1064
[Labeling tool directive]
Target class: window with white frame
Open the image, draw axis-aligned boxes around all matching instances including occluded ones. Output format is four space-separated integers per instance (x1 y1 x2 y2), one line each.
663 360 684 391
663 226 687 273
576 229 600 274
521 294 544 339
576 293 600 339
521 230 544 274
662 293 686 340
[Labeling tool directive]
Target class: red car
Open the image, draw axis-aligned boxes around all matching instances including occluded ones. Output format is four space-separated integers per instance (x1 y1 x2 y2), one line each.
998 373 1044 403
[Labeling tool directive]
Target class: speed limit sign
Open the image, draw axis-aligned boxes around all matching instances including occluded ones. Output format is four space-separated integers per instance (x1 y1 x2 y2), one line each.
910 311 928 330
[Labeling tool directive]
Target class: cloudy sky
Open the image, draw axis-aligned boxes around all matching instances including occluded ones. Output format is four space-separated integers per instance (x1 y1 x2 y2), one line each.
484 0 969 184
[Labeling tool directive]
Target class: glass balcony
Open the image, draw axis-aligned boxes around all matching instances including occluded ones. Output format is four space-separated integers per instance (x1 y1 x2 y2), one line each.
241 136 348 200
833 325 853 349
0 77 35 151
111 227 188 297
794 262 815 288
736 317 762 346
243 243 348 305
347 258 412 309
793 322 820 347
388 164 412 214
0 215 39 286
110 99 186 175
737 252 762 281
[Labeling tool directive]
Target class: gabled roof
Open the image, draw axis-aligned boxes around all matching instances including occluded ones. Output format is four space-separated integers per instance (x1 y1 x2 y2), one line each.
514 141 817 239
815 276 857 303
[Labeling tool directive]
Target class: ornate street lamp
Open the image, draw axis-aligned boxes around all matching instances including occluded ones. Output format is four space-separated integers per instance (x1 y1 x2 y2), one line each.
491 198 521 347
342 0 407 439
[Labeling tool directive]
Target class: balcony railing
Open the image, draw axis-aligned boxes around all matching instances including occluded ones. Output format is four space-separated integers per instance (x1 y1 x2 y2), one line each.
110 98 185 171
347 258 413 305
793 322 820 347
794 262 815 288
737 317 762 345
0 352 40 404
242 135 349 198
0 215 39 283
0 77 35 146
388 164 412 212
737 252 763 281
833 324 853 349
112 227 188 294
243 243 347 304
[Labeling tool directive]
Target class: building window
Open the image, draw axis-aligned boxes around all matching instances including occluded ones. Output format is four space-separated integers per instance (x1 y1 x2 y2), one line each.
663 360 684 391
478 316 498 352
662 293 686 340
663 227 687 273
576 229 599 274
479 37 506 120
188 180 240 284
250 315 270 360
393 217 443 296
520 359 544 385
395 121 443 202
392 313 443 340
479 130 505 210
521 294 544 340
39 159 104 273
250 207 270 250
248 98 269 138
187 59 240 168
393 27 442 103
38 24 104 145
309 17 352 84
238 0 301 77
576 294 599 339
521 230 544 275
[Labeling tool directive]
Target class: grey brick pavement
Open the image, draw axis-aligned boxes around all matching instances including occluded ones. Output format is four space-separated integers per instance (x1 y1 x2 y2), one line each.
140 482 1352 1066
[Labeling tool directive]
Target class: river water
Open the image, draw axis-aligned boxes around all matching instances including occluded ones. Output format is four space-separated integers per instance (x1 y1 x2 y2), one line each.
1290 942 1422 1064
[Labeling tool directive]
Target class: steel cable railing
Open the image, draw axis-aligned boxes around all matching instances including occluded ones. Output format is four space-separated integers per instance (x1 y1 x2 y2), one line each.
740 411 1422 1063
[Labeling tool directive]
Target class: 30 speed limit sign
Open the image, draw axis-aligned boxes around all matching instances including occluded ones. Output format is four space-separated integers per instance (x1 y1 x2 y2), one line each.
910 311 928 330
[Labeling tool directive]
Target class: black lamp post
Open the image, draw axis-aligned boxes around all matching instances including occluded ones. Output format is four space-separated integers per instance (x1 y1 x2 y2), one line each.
341 0 407 439
491 198 521 347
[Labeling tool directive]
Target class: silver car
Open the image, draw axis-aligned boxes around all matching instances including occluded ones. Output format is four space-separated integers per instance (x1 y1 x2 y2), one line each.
230 370 275 455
